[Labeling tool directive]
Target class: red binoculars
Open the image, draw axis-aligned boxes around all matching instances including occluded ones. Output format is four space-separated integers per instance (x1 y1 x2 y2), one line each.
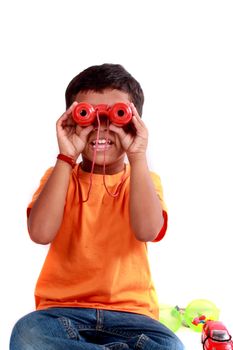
72 103 132 126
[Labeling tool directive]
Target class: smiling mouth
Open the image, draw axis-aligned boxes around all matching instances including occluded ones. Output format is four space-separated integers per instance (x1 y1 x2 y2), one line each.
90 138 113 151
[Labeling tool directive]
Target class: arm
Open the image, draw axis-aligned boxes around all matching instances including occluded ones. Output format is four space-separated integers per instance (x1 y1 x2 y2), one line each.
28 161 73 244
109 103 164 242
28 102 93 244
129 156 164 241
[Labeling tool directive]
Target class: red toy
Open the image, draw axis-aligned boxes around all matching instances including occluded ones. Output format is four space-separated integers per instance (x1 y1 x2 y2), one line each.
72 102 132 126
192 314 207 326
202 320 233 350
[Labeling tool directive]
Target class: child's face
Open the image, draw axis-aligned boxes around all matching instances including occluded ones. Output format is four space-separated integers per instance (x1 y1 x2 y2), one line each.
74 89 131 170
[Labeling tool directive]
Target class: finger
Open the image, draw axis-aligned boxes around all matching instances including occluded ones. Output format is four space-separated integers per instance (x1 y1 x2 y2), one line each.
130 103 145 126
64 101 79 125
130 103 142 121
129 116 148 139
76 124 94 137
57 101 78 124
130 103 147 132
66 101 78 115
57 116 75 130
109 124 128 139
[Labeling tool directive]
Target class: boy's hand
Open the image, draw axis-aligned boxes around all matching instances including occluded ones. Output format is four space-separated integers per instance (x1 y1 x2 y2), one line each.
109 103 148 162
56 102 94 160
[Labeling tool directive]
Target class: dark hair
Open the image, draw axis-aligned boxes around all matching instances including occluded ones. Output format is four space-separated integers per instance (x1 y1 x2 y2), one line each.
65 63 144 116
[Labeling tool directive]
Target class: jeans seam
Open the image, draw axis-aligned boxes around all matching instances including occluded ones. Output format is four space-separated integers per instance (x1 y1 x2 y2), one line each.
96 309 104 330
59 317 77 339
135 334 148 350
98 328 134 339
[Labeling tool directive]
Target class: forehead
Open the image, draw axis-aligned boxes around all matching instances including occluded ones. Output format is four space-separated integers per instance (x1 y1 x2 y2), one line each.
74 89 131 106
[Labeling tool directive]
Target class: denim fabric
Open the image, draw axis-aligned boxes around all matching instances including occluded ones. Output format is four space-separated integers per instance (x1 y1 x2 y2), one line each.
10 308 185 349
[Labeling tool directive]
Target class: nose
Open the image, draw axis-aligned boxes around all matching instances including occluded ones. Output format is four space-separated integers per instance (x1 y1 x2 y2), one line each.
93 115 109 130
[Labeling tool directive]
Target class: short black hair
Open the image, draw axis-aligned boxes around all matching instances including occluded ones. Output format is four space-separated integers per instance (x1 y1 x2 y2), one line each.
65 63 144 116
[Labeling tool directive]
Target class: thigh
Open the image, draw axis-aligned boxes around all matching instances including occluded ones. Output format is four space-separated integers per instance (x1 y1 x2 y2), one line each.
102 311 185 350
10 308 105 350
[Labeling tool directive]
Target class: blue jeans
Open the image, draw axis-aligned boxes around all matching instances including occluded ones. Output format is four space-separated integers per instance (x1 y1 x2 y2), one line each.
10 308 184 349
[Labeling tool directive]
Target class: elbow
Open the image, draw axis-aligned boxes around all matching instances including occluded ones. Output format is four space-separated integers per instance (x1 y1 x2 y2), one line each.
27 221 55 245
135 233 155 242
29 236 51 245
134 229 159 242
28 229 53 245
27 216 59 245
134 218 164 242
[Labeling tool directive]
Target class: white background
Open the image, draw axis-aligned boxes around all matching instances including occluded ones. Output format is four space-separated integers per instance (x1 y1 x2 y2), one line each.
0 1 232 349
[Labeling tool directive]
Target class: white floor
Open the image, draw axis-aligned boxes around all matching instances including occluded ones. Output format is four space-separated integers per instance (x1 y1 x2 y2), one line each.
177 327 203 349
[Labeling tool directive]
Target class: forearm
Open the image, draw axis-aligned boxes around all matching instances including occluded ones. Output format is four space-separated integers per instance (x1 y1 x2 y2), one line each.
28 160 73 244
129 156 164 242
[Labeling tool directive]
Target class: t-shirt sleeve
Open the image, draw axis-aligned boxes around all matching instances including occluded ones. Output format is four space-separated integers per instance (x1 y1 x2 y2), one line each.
27 167 54 218
150 172 168 242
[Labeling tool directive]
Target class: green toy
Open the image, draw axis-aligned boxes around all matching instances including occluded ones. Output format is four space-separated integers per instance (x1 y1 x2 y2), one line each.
159 304 183 332
159 299 220 333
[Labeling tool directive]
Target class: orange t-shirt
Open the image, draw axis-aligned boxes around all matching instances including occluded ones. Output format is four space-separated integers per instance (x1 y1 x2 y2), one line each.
27 164 168 320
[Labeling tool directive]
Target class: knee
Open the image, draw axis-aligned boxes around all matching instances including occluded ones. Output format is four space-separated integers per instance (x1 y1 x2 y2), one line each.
177 341 185 350
171 335 185 350
136 333 185 350
166 332 185 350
10 313 40 350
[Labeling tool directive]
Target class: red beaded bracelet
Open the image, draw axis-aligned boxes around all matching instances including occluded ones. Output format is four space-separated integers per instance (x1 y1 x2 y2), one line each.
57 154 76 168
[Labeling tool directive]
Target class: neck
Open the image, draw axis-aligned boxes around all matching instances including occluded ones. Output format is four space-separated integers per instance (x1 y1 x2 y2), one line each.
81 156 125 175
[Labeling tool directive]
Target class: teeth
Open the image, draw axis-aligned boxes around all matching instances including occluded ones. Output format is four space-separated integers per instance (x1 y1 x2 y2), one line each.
91 139 112 145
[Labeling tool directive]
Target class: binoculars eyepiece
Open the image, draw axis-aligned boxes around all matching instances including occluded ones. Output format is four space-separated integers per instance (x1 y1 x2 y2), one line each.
72 103 132 126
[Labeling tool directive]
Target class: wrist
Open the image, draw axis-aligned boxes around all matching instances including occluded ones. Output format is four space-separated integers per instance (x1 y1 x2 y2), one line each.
128 153 147 165
58 148 79 160
57 153 76 168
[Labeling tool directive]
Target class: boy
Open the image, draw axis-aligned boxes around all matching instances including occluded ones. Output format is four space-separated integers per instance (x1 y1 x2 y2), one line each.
10 64 184 349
